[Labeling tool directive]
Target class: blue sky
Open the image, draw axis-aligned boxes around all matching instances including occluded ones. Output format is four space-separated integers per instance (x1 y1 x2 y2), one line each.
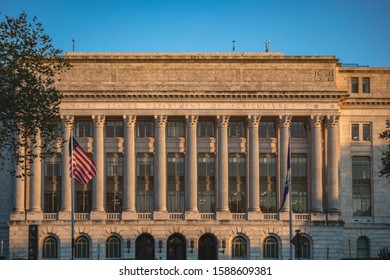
2 0 390 66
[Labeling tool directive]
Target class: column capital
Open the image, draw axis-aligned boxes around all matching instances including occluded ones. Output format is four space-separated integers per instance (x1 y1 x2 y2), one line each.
277 115 292 128
216 115 230 127
154 115 168 128
92 115 105 127
326 115 340 127
123 115 137 127
248 115 261 128
310 115 324 127
185 115 199 128
60 115 74 128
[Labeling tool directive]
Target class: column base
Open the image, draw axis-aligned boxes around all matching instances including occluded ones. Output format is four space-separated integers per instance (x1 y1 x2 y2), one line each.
10 211 25 221
58 211 72 220
278 211 290 221
122 211 138 220
153 211 169 220
247 211 262 220
90 211 106 220
327 211 342 221
216 211 232 220
311 211 326 221
26 211 43 221
185 210 201 220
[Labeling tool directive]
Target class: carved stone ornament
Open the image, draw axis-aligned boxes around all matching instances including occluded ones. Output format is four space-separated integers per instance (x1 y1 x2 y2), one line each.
154 115 168 127
247 115 261 127
61 115 74 129
216 115 230 127
92 115 105 127
123 115 137 127
310 115 324 127
185 115 199 128
277 115 292 128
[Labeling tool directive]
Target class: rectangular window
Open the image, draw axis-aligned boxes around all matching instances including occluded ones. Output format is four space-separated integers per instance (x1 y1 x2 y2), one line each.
291 121 307 138
362 124 371 141
197 121 215 138
228 153 246 213
352 156 371 217
291 154 308 213
198 153 216 213
351 77 359 93
43 154 62 213
167 153 185 212
167 121 185 137
106 120 123 137
75 120 92 138
229 121 245 138
136 121 154 138
352 124 360 141
136 153 154 212
106 153 123 213
260 153 277 213
362 77 370 93
259 121 276 138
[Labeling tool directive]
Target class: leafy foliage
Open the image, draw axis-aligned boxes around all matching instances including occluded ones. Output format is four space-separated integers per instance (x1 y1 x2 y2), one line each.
379 120 390 181
377 247 390 260
0 11 70 175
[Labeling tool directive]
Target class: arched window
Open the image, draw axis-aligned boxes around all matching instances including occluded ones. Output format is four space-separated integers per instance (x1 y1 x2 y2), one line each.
357 236 370 259
106 235 122 259
294 235 311 259
167 233 186 260
75 235 90 259
232 236 247 259
42 235 58 259
198 234 218 260
135 233 155 260
263 236 279 259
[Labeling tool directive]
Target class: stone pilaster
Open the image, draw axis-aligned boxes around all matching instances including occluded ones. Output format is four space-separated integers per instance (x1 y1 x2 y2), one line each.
247 115 261 219
91 115 105 219
310 115 324 214
185 115 200 219
122 115 137 220
327 115 341 215
278 115 291 217
216 115 231 220
154 115 168 219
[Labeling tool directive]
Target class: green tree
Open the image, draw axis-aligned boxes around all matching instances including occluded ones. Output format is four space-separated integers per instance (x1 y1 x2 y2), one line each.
379 120 390 181
0 11 70 175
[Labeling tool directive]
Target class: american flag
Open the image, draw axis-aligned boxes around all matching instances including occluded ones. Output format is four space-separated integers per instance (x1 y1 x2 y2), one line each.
69 137 97 185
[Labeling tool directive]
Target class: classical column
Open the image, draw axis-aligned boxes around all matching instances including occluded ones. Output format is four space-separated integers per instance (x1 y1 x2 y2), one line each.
327 115 340 214
185 115 199 218
92 115 105 214
60 115 73 215
278 115 291 214
216 115 230 215
248 115 261 214
122 115 137 219
13 142 25 214
310 115 324 213
29 130 42 214
154 115 168 216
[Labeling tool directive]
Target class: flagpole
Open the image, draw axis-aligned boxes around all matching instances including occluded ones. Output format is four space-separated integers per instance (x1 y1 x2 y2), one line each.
70 133 75 260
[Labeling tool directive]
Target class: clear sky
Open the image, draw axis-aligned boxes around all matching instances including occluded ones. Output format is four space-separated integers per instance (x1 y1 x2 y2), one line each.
2 0 390 67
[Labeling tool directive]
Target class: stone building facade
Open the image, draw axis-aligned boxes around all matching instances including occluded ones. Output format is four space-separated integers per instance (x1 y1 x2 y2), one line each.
0 52 389 260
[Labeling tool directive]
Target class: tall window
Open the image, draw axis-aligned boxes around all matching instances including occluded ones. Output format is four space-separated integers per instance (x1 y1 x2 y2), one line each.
197 120 215 138
291 121 307 138
198 153 215 213
351 77 359 93
167 121 185 137
43 154 62 213
136 153 154 212
294 235 311 260
75 235 90 259
259 121 276 138
106 235 122 259
167 153 185 212
75 182 92 213
352 156 371 216
351 124 360 141
106 120 123 137
42 235 59 259
75 119 92 138
260 153 277 213
263 236 279 259
106 153 123 212
228 121 245 138
352 123 371 142
362 77 370 93
362 124 371 141
136 120 154 138
228 153 246 213
291 154 308 213
357 236 370 259
232 236 247 259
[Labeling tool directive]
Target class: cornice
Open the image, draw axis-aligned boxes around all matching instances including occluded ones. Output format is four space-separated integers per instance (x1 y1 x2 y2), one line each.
62 90 349 102
341 98 390 108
